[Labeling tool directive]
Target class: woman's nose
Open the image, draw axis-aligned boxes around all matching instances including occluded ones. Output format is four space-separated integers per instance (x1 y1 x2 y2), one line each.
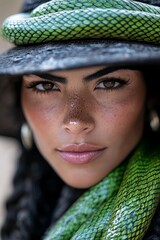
63 117 95 135
63 94 95 135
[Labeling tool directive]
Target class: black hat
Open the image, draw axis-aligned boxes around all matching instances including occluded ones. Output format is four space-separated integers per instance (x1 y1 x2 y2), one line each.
0 0 160 75
0 0 160 138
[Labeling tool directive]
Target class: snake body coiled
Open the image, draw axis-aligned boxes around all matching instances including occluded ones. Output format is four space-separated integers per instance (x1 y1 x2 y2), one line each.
44 141 160 240
1 1 160 239
1 0 160 45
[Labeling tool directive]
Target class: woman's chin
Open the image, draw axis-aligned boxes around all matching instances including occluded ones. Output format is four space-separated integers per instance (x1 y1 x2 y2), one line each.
57 171 106 189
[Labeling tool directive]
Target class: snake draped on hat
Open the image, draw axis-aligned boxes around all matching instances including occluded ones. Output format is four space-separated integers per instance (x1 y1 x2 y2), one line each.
0 0 160 240
0 0 160 76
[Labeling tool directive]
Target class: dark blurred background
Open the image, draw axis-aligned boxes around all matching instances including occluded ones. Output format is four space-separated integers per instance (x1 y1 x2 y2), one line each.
0 0 22 233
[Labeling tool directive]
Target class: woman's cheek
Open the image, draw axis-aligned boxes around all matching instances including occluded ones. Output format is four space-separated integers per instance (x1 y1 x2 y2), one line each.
98 91 146 142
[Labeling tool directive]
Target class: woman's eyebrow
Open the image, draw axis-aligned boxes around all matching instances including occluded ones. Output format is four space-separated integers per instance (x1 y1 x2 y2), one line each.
84 66 132 82
35 73 66 83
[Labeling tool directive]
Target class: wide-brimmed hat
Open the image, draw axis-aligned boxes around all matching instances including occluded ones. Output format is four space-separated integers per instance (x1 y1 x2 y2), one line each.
0 0 160 75
0 0 160 138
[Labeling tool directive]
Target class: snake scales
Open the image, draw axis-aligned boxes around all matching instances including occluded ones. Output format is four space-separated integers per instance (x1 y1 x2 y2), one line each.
43 141 160 240
1 0 160 45
1 1 160 239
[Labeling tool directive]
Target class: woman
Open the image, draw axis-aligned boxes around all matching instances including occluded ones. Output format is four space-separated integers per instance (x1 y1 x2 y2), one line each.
0 0 160 239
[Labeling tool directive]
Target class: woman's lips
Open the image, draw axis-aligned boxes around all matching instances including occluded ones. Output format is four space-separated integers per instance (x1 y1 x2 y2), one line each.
56 144 106 164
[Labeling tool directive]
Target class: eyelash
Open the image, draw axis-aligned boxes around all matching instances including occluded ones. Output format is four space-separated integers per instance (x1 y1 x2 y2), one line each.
25 78 129 94
25 80 60 94
95 77 129 91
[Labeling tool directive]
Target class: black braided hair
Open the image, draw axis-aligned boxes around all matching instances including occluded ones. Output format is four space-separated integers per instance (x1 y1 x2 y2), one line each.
1 65 160 240
0 75 63 240
2 146 160 239
1 145 63 240
142 64 160 239
143 203 160 239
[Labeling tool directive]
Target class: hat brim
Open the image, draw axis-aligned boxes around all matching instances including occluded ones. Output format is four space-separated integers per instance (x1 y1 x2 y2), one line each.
0 39 160 138
0 39 160 76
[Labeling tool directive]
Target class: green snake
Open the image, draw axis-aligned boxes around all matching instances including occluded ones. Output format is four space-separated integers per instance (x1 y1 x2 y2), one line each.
42 140 160 240
1 0 160 45
1 1 160 239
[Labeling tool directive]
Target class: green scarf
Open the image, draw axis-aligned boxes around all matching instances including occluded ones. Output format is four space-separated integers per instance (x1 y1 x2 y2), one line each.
44 140 160 240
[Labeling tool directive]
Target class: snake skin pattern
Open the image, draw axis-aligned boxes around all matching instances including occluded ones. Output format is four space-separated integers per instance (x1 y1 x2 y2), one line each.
1 1 160 239
43 141 160 240
1 0 160 45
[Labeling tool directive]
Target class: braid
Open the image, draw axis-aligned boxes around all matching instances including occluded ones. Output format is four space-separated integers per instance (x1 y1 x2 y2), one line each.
1 145 63 240
143 203 160 239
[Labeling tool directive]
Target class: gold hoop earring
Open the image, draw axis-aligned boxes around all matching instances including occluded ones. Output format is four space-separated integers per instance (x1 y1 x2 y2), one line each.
21 123 33 149
150 110 160 132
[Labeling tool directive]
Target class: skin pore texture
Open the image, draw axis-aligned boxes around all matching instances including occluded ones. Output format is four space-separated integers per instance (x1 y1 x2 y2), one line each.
22 66 146 188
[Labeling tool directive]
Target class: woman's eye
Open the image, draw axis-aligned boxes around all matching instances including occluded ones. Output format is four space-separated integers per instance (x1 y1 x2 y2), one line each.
26 81 59 92
96 78 127 90
36 82 58 91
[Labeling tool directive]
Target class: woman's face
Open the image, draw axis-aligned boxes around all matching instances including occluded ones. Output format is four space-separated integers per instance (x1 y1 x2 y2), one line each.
22 66 146 188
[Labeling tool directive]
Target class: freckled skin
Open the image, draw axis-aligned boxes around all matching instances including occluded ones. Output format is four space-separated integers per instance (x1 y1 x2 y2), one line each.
64 93 94 130
64 94 84 124
22 66 146 188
